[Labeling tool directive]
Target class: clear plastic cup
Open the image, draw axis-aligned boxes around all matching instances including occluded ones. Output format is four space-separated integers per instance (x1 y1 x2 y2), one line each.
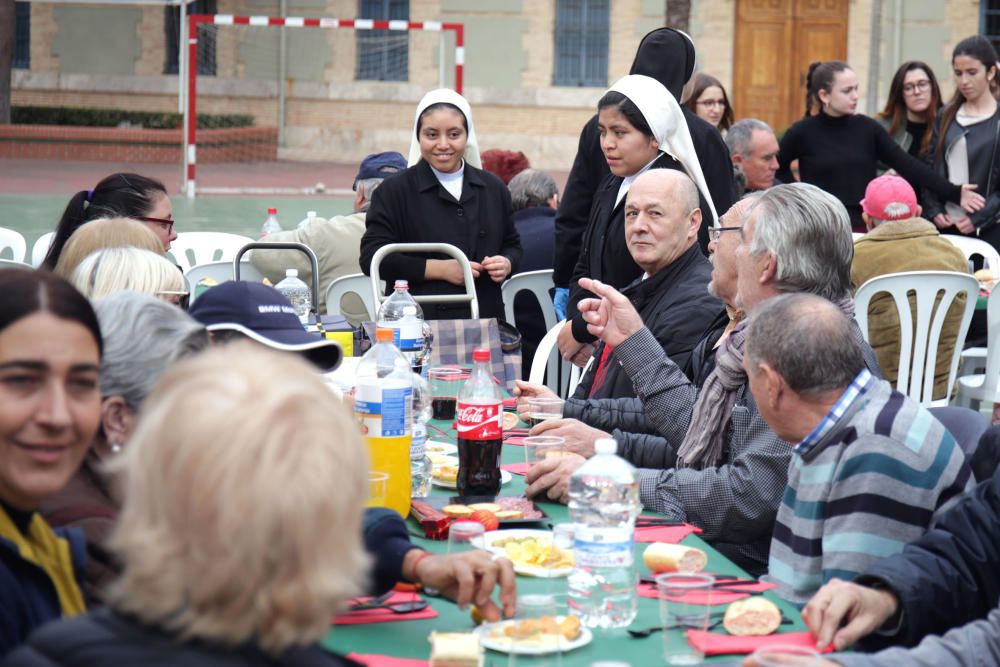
447 520 485 554
657 573 715 665
525 396 565 428
508 593 565 667
367 471 389 508
523 435 566 466
428 365 464 420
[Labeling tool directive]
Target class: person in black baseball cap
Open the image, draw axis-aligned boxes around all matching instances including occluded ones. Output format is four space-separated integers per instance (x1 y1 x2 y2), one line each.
188 280 342 371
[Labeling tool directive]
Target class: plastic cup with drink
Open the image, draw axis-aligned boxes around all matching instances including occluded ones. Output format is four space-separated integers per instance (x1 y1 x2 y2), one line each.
428 365 465 421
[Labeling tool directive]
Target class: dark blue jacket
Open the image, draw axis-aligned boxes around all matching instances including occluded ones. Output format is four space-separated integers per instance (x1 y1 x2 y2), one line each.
363 507 419 594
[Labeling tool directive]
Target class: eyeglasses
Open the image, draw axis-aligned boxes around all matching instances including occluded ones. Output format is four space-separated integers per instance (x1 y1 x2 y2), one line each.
903 80 931 94
156 290 190 310
697 99 726 109
136 215 175 231
708 226 742 243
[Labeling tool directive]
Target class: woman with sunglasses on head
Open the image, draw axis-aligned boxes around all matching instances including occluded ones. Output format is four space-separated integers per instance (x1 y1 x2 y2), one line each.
776 60 983 232
923 36 1000 249
44 173 177 269
0 270 103 656
52 218 165 281
70 247 189 309
360 89 521 320
876 61 944 162
685 73 734 135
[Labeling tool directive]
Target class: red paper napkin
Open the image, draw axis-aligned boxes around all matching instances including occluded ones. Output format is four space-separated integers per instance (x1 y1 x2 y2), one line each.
686 629 832 656
637 577 776 605
347 653 429 666
501 461 531 475
503 397 517 408
635 522 703 543
333 592 437 625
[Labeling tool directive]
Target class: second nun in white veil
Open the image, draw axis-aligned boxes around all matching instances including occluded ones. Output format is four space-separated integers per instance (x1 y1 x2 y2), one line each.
559 73 720 360
360 88 521 320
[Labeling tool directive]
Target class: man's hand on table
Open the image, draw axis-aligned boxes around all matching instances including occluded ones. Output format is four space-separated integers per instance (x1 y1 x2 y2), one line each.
529 418 608 459
577 278 644 347
407 550 516 621
801 578 900 651
524 453 586 503
513 380 559 419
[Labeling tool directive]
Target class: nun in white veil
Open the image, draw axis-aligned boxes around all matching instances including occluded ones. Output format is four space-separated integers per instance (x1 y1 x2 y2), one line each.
557 73 720 362
358 88 521 321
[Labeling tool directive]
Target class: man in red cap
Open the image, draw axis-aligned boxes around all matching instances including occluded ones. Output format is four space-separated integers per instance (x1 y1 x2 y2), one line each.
852 174 968 399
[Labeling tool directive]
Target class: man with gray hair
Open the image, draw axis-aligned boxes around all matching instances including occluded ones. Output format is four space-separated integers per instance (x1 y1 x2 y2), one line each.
744 292 971 605
252 151 407 324
524 182 880 576
726 118 779 194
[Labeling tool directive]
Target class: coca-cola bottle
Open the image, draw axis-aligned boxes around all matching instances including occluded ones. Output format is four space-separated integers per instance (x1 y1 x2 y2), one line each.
456 348 503 497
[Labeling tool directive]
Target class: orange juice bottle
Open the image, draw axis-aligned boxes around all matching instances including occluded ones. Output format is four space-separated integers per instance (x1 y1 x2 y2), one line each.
355 328 413 517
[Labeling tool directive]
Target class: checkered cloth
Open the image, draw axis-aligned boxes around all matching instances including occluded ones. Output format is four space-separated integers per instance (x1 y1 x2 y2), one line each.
426 318 521 393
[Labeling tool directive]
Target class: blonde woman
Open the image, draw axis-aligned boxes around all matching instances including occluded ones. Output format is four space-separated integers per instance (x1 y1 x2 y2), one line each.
7 345 370 664
71 246 187 307
53 217 165 280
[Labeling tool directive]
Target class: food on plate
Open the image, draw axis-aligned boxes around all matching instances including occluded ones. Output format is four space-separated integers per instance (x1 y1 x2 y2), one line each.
492 536 573 570
496 615 581 642
494 497 544 520
469 509 499 531
494 509 523 520
433 464 459 483
429 631 484 667
429 453 455 465
470 605 487 626
722 596 782 636
642 542 707 573
502 411 520 430
468 502 502 513
442 504 474 519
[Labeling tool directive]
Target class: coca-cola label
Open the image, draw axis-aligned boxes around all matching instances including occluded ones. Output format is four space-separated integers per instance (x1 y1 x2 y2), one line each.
456 401 502 439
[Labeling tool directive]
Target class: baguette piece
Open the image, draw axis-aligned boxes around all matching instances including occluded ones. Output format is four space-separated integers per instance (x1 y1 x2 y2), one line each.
723 596 782 636
429 631 484 667
642 542 708 573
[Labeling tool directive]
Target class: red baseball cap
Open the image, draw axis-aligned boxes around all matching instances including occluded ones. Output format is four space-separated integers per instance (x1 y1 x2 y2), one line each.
860 175 918 221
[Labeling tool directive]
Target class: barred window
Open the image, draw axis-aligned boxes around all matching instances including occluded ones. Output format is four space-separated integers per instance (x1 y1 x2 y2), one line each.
356 0 409 82
984 1 1000 56
14 2 29 69
165 0 217 76
553 0 609 87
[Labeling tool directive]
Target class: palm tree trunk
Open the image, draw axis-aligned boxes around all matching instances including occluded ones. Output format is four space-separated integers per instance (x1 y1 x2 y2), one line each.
666 0 691 33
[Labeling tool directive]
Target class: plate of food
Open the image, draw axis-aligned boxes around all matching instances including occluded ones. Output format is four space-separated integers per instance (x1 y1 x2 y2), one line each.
472 529 573 578
426 440 458 456
428 453 458 466
476 615 590 655
428 496 548 526
431 464 512 489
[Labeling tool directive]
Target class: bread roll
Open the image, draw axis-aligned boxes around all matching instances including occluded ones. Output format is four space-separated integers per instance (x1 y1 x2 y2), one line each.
723 596 782 636
641 542 707 573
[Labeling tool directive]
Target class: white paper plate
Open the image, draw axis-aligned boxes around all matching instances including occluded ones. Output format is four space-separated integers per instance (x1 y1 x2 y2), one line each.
428 453 459 466
426 440 458 455
472 529 573 578
476 618 591 655
431 469 512 489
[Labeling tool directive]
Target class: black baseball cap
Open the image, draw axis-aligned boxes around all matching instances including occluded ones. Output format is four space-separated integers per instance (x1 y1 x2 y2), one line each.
188 281 342 372
354 151 407 189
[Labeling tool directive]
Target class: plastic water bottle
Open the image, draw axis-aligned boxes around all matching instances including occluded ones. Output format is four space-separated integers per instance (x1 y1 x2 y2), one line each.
378 282 425 373
410 370 432 498
297 210 320 230
355 327 413 517
567 438 641 629
275 269 311 324
260 207 281 237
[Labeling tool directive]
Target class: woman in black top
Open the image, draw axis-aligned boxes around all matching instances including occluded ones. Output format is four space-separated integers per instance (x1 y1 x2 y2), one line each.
776 60 983 232
876 61 944 160
923 36 1000 250
360 89 521 320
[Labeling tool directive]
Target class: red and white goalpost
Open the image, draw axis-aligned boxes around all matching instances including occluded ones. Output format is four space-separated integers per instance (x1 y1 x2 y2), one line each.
182 14 465 198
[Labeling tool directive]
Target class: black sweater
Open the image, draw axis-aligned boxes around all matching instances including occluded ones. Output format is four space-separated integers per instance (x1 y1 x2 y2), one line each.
776 111 962 230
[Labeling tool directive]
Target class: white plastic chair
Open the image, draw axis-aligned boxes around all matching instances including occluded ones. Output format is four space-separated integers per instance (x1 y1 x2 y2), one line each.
31 232 55 267
528 321 587 398
502 269 558 336
0 228 27 263
851 232 865 242
326 273 381 322
168 232 255 273
185 260 265 303
855 270 978 406
0 259 30 270
955 284 1000 411
941 234 1000 274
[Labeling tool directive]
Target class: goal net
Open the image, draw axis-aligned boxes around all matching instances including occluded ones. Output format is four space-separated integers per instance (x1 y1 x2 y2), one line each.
182 14 464 197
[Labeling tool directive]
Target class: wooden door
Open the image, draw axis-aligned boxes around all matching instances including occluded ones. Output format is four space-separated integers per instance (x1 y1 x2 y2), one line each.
733 0 848 133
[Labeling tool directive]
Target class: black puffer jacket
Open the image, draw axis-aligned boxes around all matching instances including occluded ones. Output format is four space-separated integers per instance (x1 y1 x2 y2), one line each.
551 27 738 288
2 608 360 667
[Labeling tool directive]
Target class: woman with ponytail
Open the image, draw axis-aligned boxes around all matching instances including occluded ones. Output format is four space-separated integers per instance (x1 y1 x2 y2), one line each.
776 60 983 232
44 173 176 269
923 36 1000 249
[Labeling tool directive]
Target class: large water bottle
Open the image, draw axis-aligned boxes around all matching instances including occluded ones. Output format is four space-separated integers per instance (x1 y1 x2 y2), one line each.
275 269 311 324
567 438 641 629
297 210 320 230
410 370 432 498
378 282 425 373
260 206 281 237
355 327 413 517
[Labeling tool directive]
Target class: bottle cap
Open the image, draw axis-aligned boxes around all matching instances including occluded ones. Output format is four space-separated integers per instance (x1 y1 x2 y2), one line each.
403 306 417 316
375 328 395 342
472 348 491 363
594 438 617 455
286 269 298 277
394 280 409 290
267 207 277 214
307 210 317 217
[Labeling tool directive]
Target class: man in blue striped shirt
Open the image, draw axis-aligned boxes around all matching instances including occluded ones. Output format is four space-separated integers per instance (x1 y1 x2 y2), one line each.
744 293 973 606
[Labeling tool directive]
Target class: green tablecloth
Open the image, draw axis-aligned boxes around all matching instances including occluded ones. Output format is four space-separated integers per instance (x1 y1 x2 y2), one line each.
323 420 809 665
